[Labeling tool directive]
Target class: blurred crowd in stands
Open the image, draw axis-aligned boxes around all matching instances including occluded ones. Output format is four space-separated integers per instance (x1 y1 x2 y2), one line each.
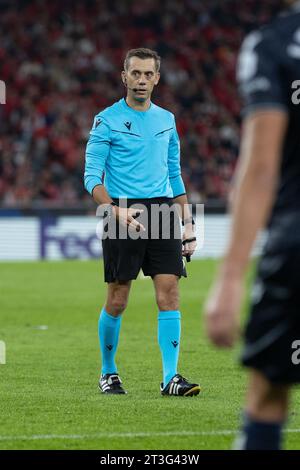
0 0 283 208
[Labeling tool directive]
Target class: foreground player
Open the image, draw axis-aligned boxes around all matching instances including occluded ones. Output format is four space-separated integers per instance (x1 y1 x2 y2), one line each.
84 48 200 396
205 0 300 450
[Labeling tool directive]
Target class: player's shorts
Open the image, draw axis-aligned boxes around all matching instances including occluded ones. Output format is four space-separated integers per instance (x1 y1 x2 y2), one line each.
242 216 300 384
102 197 186 283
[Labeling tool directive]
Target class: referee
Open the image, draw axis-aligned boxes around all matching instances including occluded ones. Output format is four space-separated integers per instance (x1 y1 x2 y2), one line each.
84 48 200 396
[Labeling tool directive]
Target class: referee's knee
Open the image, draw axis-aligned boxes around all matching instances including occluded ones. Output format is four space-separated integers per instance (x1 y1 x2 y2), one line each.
106 297 128 316
156 293 179 311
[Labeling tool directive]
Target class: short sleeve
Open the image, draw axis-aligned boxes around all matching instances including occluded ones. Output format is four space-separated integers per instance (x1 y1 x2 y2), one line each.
237 30 289 116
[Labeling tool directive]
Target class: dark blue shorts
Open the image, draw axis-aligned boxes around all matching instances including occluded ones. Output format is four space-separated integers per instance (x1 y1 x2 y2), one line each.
242 244 300 384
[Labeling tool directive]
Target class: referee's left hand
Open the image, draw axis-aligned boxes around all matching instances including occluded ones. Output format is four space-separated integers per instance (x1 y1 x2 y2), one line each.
182 224 197 258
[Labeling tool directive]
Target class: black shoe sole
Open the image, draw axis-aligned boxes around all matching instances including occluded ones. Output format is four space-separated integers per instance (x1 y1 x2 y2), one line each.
98 384 127 395
183 385 201 396
161 385 201 397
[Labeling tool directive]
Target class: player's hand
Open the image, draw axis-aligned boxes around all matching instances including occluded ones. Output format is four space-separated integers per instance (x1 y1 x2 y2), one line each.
204 274 243 348
114 206 146 232
182 224 197 258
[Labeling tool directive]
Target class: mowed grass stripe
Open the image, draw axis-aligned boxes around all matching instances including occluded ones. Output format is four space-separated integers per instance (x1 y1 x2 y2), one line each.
1 428 300 442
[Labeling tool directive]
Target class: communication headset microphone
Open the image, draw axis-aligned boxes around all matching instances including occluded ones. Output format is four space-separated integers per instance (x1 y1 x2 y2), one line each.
123 78 139 93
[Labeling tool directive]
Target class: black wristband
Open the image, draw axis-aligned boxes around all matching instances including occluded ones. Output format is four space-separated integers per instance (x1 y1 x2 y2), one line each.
182 236 196 246
182 217 195 226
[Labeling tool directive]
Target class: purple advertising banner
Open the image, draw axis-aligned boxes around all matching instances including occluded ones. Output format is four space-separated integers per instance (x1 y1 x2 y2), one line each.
40 217 102 260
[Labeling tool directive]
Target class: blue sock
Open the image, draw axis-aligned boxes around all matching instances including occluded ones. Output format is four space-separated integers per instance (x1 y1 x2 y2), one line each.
234 412 283 450
99 307 122 375
158 310 181 388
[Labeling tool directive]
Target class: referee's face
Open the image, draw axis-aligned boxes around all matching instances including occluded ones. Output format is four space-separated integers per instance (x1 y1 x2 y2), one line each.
122 57 160 102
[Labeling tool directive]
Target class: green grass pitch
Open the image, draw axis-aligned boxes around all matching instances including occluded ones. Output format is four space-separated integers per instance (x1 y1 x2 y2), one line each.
0 260 299 450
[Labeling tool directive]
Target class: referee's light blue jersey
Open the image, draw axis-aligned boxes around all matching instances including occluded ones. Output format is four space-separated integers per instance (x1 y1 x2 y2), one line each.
84 98 186 199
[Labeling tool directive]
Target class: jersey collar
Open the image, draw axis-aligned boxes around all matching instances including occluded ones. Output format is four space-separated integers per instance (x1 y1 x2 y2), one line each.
122 97 152 113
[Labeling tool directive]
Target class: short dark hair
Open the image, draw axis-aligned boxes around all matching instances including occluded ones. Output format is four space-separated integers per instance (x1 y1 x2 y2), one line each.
124 48 161 72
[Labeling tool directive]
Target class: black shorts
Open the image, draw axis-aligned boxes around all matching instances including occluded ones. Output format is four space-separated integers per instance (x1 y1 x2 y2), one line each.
102 198 186 283
242 244 300 384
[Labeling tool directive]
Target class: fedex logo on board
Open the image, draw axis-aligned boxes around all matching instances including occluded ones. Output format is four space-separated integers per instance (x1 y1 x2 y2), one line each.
40 218 102 259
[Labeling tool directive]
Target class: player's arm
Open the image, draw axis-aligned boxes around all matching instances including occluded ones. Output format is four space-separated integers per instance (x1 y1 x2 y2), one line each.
205 110 288 348
168 117 196 257
84 116 144 231
225 110 288 277
205 30 290 348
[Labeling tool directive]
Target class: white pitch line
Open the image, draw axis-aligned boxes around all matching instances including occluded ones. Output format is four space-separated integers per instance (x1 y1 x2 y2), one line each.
0 429 300 442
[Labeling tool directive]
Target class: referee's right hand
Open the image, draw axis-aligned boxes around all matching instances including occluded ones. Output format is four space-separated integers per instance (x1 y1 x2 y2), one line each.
114 206 146 232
